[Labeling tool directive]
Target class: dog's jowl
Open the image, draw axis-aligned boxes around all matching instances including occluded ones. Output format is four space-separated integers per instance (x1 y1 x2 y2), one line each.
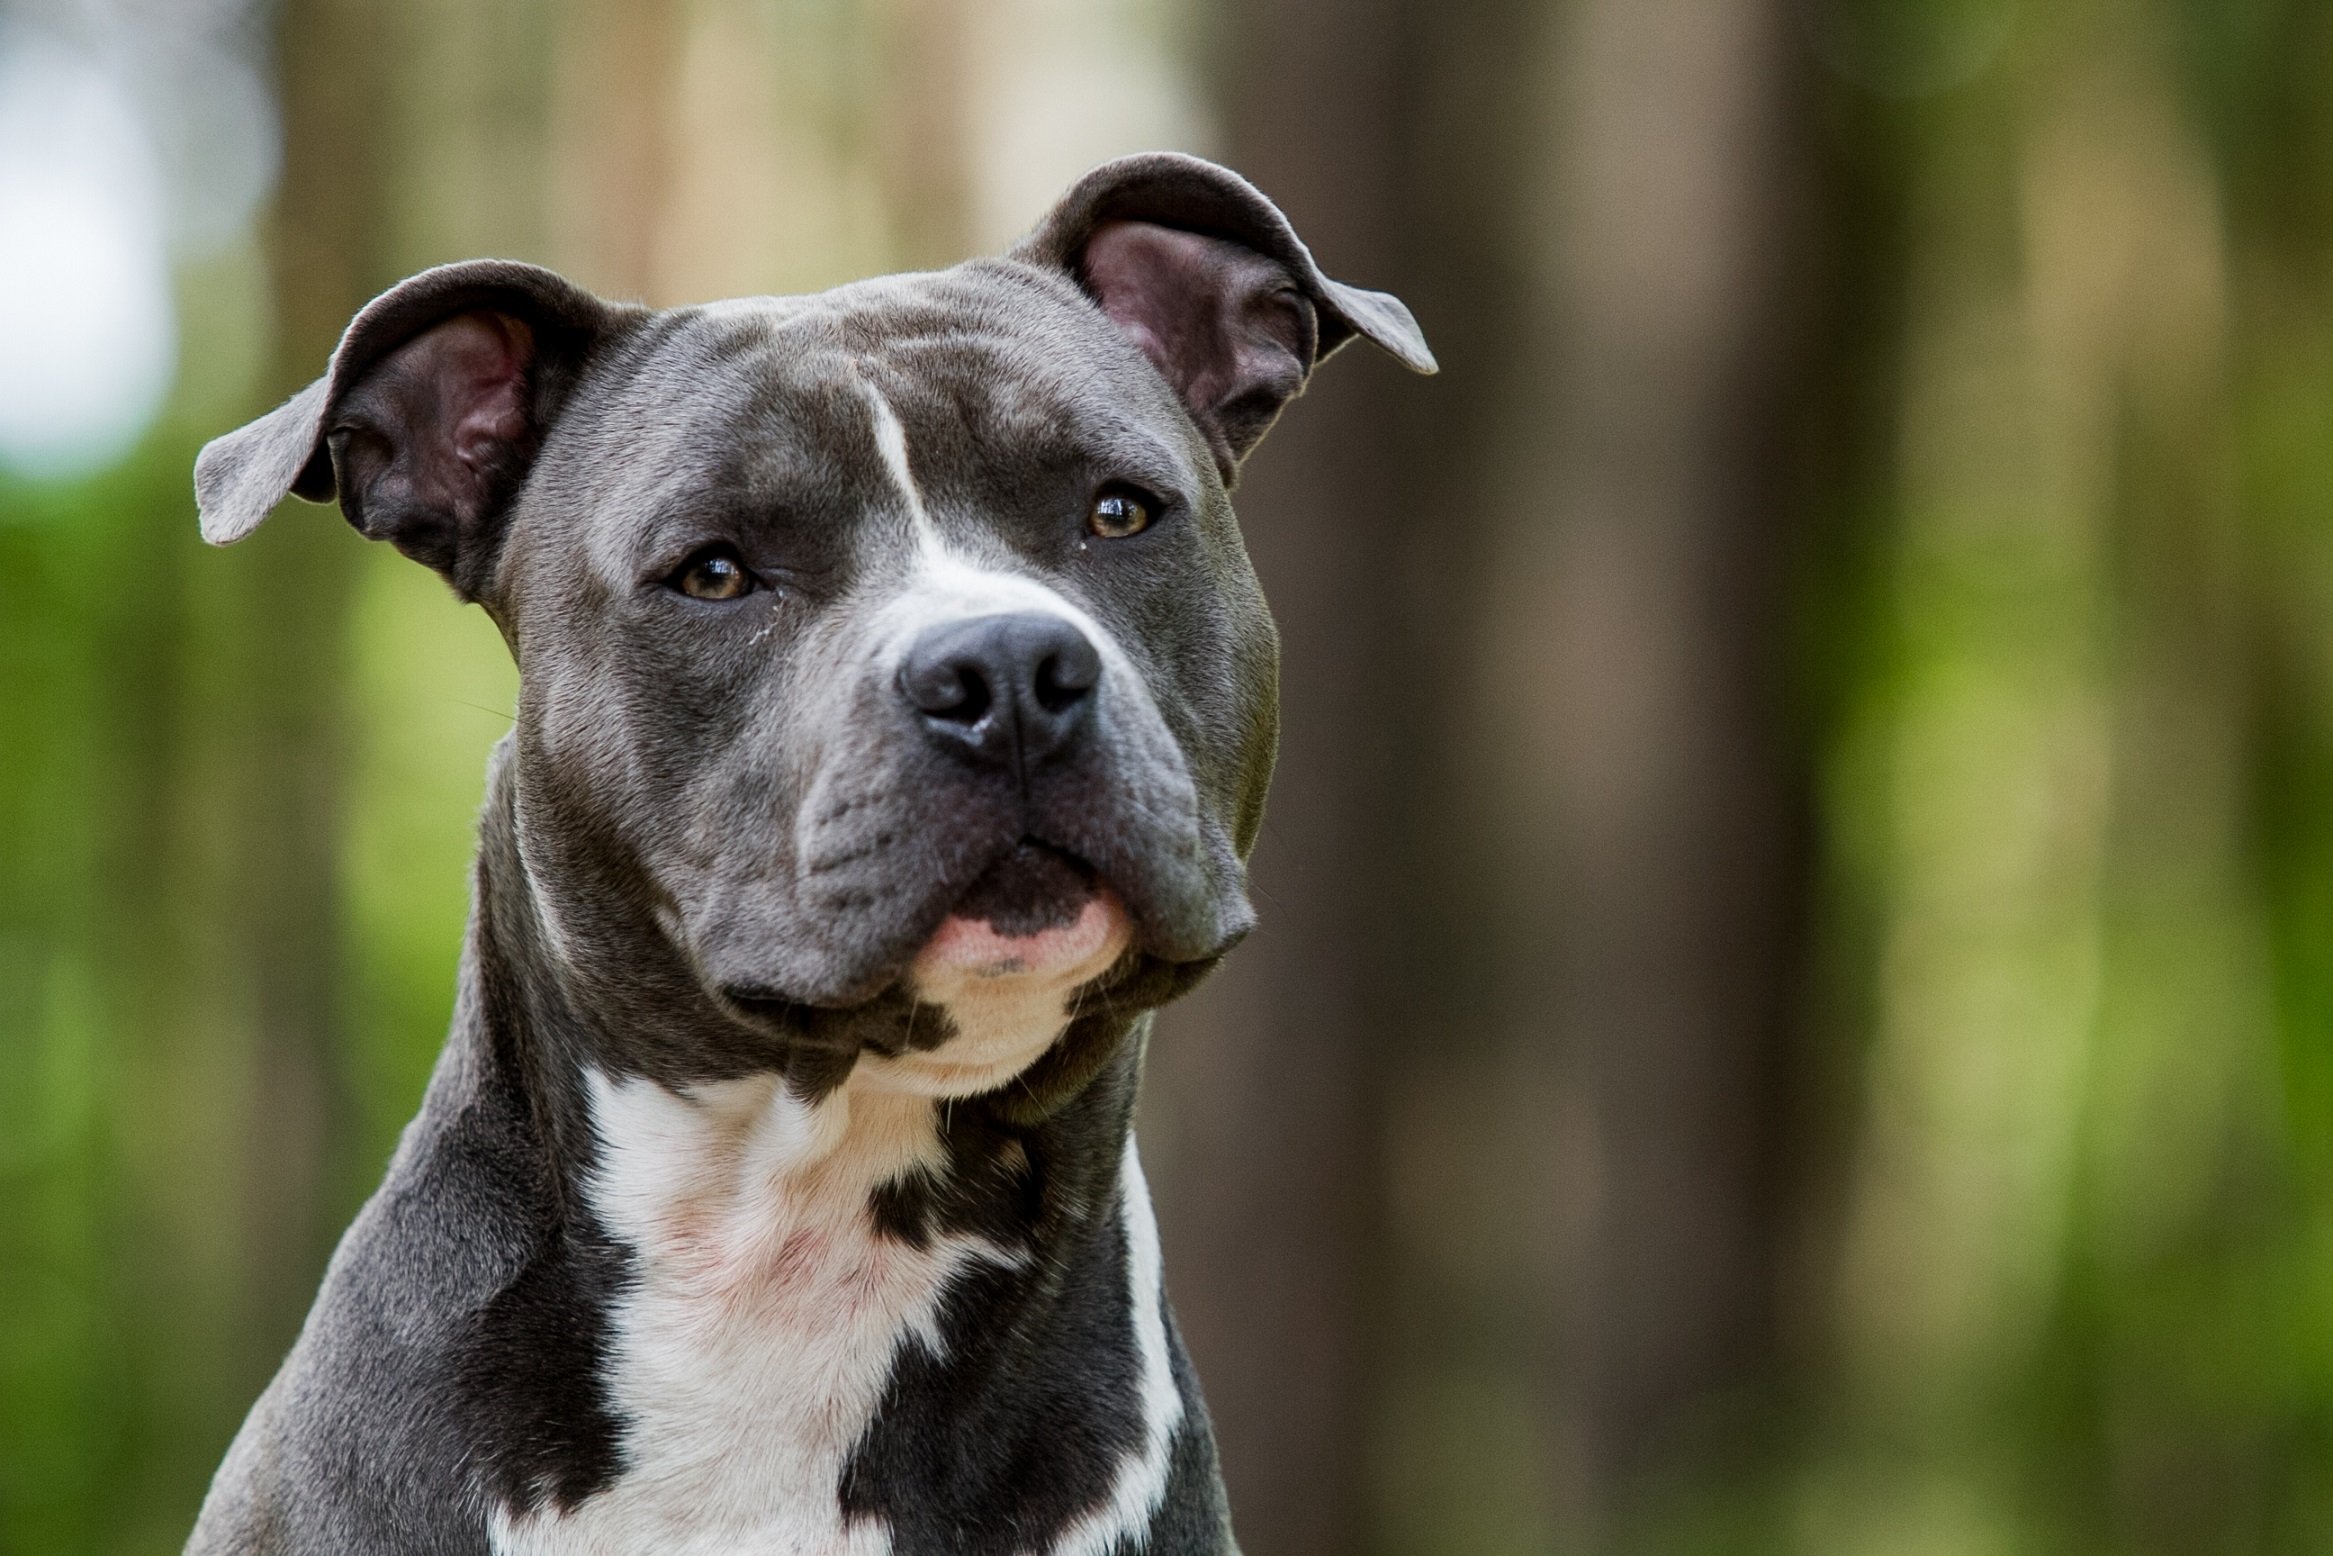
184 154 1433 1556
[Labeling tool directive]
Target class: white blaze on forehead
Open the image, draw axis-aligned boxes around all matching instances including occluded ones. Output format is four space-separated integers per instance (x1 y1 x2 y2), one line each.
854 372 1120 662
859 379 941 554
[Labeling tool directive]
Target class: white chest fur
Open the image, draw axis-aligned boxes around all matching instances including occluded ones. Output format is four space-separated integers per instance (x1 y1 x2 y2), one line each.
488 1067 1182 1556
490 1071 1006 1556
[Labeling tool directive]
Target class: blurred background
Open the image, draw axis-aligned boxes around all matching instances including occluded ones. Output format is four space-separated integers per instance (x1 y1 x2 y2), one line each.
5 0 2333 1550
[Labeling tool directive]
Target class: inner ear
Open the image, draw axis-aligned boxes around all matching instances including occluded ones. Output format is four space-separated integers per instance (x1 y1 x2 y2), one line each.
330 311 537 578
1082 221 1320 476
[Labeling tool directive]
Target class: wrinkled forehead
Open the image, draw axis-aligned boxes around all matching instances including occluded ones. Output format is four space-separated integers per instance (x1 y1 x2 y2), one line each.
539 264 1203 579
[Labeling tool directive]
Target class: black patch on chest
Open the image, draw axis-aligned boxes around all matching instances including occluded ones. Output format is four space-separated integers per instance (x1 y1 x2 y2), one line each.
839 1206 1149 1553
842 1050 1190 1553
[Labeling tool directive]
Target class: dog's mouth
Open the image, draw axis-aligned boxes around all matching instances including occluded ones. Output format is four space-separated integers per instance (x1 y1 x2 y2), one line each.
910 839 1129 982
949 839 1100 936
710 838 1137 1027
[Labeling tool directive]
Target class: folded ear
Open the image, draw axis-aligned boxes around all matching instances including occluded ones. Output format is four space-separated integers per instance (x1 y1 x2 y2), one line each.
1013 152 1436 482
194 260 626 598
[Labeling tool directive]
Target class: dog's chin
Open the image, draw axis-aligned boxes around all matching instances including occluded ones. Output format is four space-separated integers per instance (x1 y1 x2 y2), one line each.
835 845 1128 1098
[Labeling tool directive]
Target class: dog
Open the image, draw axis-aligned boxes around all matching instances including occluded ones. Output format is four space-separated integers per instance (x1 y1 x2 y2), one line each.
184 152 1433 1555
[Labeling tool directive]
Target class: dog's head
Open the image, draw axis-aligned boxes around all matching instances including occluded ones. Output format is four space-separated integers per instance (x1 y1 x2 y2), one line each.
195 154 1432 1099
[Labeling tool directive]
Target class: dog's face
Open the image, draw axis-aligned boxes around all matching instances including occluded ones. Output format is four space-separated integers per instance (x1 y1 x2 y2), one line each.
194 155 1432 1094
508 267 1274 1014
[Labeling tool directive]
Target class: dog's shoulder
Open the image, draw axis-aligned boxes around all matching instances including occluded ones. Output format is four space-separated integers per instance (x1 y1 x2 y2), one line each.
186 1059 590 1555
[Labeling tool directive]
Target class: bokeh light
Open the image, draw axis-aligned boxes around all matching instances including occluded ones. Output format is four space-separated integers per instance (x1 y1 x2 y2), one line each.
0 31 174 481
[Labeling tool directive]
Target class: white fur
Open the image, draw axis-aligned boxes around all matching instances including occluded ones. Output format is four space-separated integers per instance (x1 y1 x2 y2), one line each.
866 968 1116 1101
490 1072 1184 1556
490 1071 1015 1556
860 382 942 557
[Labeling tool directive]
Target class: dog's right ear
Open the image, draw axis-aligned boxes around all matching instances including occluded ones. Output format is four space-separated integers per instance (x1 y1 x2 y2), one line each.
194 260 627 599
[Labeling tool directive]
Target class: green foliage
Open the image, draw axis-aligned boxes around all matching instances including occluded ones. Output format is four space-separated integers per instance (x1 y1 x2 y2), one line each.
1769 0 2333 1550
0 282 514 1552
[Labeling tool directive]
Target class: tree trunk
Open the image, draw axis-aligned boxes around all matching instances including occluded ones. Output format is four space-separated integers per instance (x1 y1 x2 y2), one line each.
1149 0 1813 1548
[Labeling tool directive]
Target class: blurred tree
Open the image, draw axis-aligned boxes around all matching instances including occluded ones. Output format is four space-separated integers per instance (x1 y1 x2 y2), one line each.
1785 0 2333 1549
1150 0 1813 1551
549 0 683 300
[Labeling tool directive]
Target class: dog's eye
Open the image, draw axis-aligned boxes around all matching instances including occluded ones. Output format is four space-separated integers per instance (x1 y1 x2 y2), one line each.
1088 486 1154 540
673 547 756 601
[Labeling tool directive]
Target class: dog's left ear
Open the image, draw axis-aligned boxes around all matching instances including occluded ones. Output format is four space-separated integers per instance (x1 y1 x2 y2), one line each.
194 260 627 599
1015 152 1436 482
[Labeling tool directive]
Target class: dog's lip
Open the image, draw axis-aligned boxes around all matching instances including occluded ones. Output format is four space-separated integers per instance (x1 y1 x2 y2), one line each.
910 889 1131 982
907 839 1130 983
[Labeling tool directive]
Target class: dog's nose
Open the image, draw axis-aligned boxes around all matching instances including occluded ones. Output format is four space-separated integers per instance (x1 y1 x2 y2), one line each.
899 613 1101 773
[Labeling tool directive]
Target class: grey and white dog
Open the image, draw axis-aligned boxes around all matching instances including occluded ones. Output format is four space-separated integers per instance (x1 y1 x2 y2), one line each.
185 152 1432 1555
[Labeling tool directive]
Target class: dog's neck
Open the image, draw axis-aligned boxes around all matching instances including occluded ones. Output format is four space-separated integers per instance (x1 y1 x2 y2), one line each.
449 746 1184 1552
